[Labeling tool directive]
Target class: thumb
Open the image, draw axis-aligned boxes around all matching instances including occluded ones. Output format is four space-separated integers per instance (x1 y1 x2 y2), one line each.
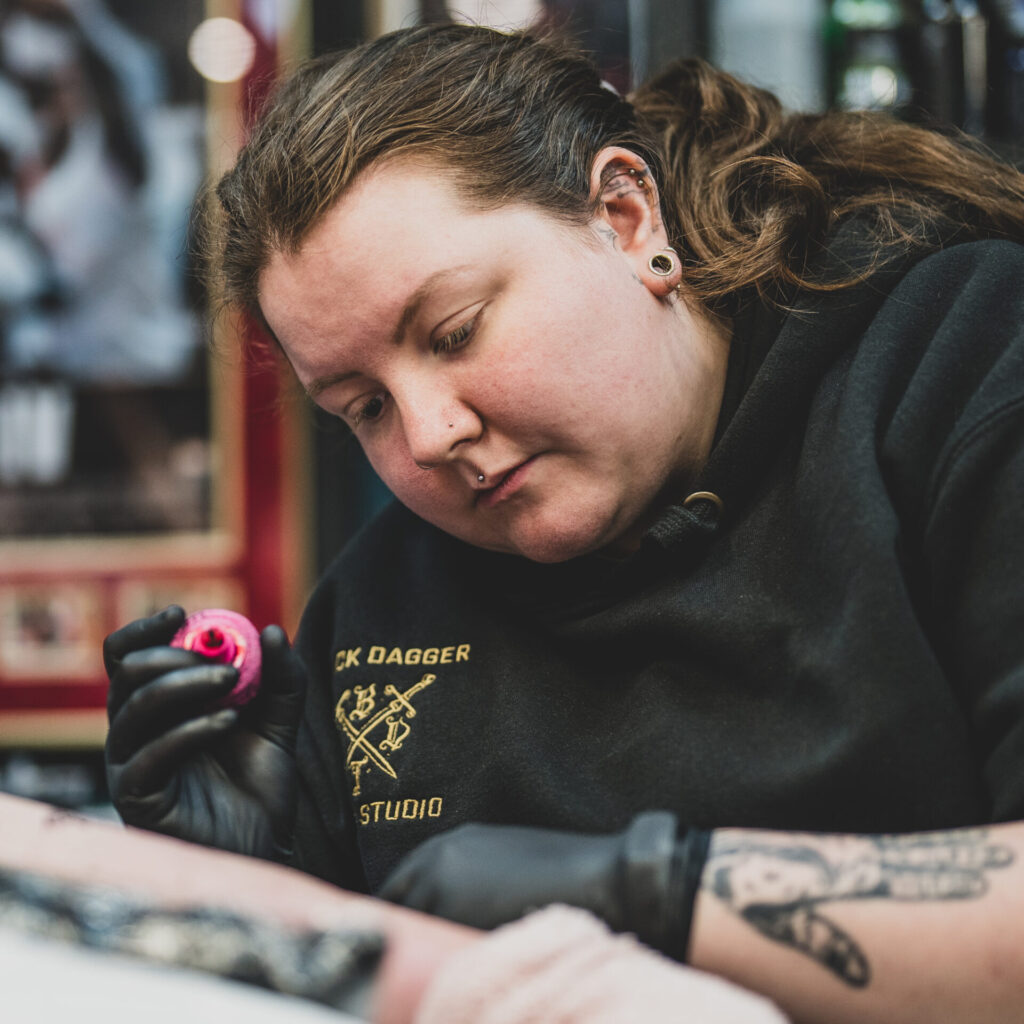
250 624 307 749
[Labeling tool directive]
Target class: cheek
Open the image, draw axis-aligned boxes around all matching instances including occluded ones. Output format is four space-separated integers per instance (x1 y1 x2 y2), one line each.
480 327 598 427
363 442 417 497
365 444 462 518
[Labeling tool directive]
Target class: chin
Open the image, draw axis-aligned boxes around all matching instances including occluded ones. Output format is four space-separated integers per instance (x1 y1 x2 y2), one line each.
427 494 634 564
498 508 625 564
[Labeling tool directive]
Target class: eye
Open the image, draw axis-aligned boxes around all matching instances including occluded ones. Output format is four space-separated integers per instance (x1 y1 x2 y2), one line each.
432 316 477 355
351 391 389 427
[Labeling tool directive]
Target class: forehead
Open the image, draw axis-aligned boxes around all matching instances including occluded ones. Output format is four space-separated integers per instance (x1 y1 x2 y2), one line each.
258 162 469 366
257 159 582 378
266 160 470 296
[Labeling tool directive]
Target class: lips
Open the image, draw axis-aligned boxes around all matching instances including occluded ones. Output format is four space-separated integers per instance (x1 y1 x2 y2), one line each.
476 455 537 508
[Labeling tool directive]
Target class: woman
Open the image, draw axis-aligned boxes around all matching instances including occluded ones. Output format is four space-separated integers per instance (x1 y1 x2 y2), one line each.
104 23 1024 1022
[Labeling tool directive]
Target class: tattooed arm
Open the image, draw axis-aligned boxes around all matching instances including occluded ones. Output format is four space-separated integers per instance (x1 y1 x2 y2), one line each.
688 824 1023 1024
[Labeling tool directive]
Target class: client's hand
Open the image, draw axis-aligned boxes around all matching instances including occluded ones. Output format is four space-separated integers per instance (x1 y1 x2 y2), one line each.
103 605 306 859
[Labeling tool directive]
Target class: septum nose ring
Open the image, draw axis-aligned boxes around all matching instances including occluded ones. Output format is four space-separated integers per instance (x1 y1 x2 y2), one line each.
414 462 484 482
412 423 454 469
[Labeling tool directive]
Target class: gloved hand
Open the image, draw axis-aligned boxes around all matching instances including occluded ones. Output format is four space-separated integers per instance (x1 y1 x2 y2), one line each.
378 812 710 961
103 605 305 859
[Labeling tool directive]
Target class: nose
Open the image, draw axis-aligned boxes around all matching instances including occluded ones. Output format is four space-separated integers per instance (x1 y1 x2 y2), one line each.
399 383 482 469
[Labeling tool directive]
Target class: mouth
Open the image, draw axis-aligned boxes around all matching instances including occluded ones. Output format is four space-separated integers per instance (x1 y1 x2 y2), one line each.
476 455 539 508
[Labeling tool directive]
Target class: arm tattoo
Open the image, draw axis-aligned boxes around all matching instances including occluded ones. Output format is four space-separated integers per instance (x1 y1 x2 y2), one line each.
703 829 1013 988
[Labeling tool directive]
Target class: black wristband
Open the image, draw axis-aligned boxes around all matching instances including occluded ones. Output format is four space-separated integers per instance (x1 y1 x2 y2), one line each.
619 812 711 963
664 826 711 963
620 810 677 950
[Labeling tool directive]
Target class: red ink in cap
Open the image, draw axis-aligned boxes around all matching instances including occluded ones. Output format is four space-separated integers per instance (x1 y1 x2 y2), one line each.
171 609 262 707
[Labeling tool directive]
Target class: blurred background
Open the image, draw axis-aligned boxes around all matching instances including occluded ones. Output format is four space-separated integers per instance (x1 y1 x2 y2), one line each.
1 0 1022 814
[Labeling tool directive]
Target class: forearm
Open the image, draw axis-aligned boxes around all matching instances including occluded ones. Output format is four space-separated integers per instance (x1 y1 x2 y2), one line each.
688 823 1024 1024
0 792 477 1024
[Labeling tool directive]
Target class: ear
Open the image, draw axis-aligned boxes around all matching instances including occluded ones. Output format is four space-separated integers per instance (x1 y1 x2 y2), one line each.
589 146 681 296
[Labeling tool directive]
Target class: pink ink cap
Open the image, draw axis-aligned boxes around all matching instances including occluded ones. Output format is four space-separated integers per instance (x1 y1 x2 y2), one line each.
171 608 262 707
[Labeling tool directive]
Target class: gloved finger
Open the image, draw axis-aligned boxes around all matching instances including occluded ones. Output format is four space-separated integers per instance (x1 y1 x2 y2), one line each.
106 663 239 765
103 606 186 679
246 625 306 749
377 830 452 906
106 644 205 719
382 871 445 916
377 857 432 910
379 835 520 926
378 823 626 931
113 708 239 801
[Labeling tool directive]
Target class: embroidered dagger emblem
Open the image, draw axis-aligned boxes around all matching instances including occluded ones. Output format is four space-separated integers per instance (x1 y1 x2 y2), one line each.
335 673 436 796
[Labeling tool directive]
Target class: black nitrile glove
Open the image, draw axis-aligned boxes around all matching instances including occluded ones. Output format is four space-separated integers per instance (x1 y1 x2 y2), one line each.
103 605 305 859
377 812 710 961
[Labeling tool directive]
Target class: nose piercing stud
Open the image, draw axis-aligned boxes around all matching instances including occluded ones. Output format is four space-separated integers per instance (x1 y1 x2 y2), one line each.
448 422 454 428
477 474 485 483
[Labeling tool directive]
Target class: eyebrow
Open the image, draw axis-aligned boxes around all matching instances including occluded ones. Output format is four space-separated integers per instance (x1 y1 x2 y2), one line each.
305 264 474 400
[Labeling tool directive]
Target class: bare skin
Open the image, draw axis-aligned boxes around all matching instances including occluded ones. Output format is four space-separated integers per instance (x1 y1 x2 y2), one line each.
0 792 475 1024
689 825 1024 1024
8 792 1024 1023
259 147 730 564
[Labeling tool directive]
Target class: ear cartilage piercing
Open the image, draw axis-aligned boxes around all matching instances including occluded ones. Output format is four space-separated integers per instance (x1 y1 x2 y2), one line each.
171 609 262 708
649 250 678 277
477 474 485 483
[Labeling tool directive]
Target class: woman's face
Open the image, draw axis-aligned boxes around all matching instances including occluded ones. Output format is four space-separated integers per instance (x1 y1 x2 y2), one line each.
259 156 729 562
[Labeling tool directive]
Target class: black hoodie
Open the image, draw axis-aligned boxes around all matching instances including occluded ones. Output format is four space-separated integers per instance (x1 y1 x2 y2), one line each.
289 223 1024 894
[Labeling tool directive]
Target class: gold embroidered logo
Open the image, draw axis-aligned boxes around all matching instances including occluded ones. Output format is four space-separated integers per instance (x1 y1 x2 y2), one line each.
334 672 436 797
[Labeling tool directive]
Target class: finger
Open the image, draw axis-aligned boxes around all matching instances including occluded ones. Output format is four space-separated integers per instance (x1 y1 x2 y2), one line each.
247 625 306 749
106 663 239 765
880 833 1015 873
106 644 205 719
103 606 186 679
377 831 451 906
886 869 988 900
385 873 442 915
377 853 422 906
115 708 239 801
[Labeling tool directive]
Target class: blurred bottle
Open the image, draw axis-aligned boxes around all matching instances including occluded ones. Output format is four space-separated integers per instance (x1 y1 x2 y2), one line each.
982 0 1024 142
826 0 914 114
711 0 826 112
827 0 1024 146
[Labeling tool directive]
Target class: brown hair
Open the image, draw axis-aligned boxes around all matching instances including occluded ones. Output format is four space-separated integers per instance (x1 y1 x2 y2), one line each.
208 22 1024 328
